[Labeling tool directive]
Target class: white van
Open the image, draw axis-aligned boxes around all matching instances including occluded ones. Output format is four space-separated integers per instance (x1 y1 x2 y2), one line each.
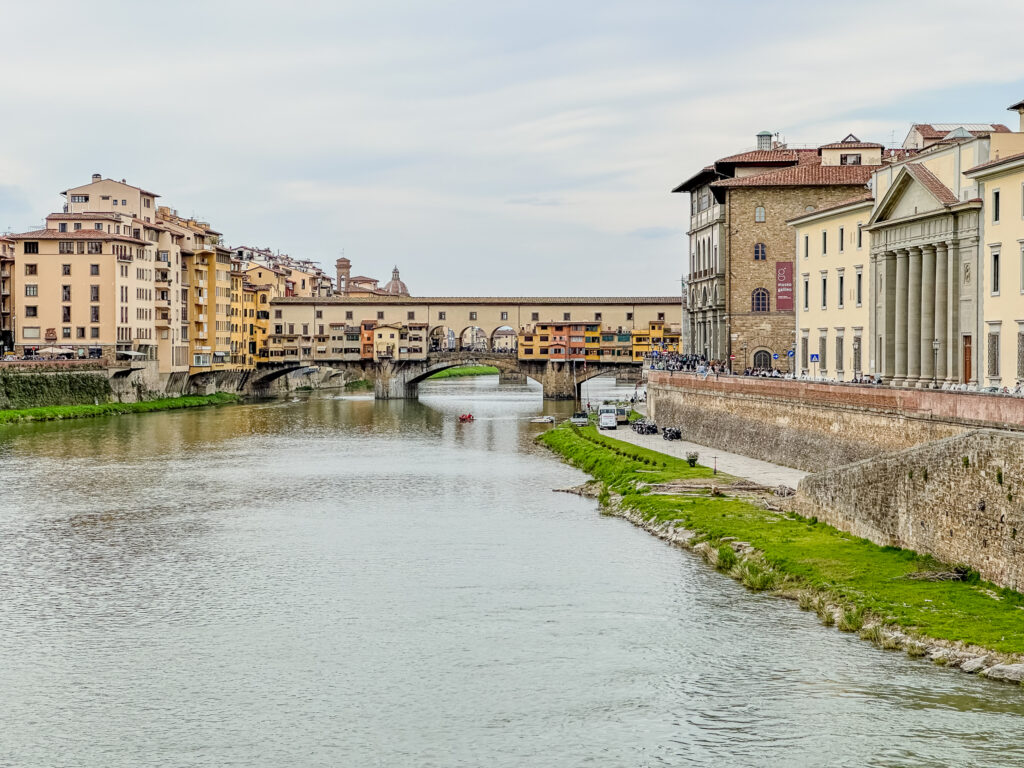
598 405 617 430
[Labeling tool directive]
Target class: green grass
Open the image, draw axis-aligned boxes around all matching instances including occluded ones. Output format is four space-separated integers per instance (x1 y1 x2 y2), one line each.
428 365 500 379
0 392 240 425
343 379 373 391
540 422 1024 655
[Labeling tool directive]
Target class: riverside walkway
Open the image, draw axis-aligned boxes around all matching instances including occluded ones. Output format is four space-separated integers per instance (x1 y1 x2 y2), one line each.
621 404 807 488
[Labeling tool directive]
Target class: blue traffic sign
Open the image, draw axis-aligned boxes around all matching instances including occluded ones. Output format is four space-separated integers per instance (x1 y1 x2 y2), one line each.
786 350 795 357
809 353 820 362
772 353 779 360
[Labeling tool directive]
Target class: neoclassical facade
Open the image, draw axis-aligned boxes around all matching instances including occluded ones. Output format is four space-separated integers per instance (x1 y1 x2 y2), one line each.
867 165 981 385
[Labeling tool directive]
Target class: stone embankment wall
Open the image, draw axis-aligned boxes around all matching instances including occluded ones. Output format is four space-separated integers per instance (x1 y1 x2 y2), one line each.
646 372 1024 472
796 430 1024 590
0 370 112 409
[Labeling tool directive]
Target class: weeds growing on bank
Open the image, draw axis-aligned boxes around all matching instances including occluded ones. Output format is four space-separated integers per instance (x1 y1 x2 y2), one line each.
539 423 1024 656
427 365 500 379
0 392 240 425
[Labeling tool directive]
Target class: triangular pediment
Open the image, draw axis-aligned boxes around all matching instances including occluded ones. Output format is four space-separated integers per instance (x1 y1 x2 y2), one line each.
867 165 956 226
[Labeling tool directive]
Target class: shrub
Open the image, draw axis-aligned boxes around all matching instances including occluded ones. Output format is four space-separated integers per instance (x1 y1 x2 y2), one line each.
716 544 738 572
838 605 865 633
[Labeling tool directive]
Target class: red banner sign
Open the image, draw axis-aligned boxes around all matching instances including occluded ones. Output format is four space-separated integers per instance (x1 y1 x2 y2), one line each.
775 261 793 311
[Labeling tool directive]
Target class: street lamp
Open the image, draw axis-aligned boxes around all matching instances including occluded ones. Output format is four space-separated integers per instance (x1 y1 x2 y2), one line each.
932 338 940 388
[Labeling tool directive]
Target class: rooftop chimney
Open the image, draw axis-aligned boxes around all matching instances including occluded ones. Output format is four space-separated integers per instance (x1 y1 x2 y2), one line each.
756 131 773 151
92 173 101 181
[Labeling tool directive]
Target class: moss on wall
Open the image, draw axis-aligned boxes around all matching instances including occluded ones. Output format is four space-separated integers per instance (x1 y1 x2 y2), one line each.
0 372 113 410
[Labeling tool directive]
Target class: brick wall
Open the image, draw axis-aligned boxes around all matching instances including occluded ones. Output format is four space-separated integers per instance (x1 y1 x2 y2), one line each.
646 371 1024 471
796 430 1024 589
725 186 865 370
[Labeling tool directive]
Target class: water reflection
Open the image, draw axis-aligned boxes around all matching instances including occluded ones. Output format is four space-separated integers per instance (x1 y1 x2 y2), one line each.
0 375 1021 768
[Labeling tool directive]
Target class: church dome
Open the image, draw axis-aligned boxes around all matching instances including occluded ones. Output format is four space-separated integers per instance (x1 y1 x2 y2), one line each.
382 266 410 296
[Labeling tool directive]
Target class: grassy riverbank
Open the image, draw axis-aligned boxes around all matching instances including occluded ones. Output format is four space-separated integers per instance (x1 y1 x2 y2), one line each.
540 423 1024 659
0 392 241 425
428 365 500 379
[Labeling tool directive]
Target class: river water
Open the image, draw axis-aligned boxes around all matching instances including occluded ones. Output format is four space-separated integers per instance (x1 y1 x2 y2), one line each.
1 375 1022 767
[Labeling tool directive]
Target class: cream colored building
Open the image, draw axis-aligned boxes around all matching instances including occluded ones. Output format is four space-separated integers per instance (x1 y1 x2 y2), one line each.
964 124 1024 387
790 195 874 379
866 117 1024 386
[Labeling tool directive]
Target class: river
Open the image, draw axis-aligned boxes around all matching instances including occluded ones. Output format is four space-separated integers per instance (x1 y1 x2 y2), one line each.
0 375 1021 767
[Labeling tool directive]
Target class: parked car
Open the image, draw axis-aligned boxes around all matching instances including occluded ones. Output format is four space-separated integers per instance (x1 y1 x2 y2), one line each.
598 405 617 430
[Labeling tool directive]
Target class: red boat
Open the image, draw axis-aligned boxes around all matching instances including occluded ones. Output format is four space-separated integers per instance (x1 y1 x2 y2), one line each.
458 414 475 423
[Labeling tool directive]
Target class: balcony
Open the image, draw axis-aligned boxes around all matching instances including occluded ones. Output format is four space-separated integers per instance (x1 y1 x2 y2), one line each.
195 314 207 323
155 314 171 327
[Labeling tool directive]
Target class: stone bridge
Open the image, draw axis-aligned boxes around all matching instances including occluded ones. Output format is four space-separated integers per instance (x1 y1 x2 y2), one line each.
250 354 632 400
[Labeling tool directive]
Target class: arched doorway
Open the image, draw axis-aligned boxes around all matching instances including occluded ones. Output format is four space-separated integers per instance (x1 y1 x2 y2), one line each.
753 350 771 369
429 326 455 352
490 325 517 355
459 326 488 353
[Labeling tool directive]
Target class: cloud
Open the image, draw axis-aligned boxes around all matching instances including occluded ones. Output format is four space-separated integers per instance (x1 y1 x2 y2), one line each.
1 0 1024 295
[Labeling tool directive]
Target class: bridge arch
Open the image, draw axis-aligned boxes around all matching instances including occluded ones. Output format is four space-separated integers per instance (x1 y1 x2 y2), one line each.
458 326 489 353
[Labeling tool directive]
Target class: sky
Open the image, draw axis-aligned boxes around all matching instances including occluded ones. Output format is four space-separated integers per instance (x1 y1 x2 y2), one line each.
2 0 1024 296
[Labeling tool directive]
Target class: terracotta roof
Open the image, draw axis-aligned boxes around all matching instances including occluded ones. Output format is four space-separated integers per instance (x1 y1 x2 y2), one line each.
817 141 884 150
715 149 811 165
272 296 680 306
7 228 149 244
903 164 959 205
46 212 122 221
1008 99 1024 112
710 162 873 188
964 150 1024 175
786 193 874 223
911 123 1011 139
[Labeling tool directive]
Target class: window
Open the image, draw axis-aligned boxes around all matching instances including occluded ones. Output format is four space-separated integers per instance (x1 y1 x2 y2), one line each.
58 241 73 254
803 277 809 310
818 336 827 371
346 310 354 320
60 264 71 276
838 227 845 252
563 312 571 321
626 312 633 321
90 285 99 302
840 154 862 165
838 273 845 308
94 223 102 231
25 263 37 274
470 311 478 321
302 324 309 335
22 327 40 339
822 231 827 255
288 324 294 334
90 306 99 323
76 327 85 339
70 195 88 203
857 223 863 249
821 274 828 309
754 243 766 261
856 270 863 306
835 337 844 371
316 310 323 319
24 306 37 317
274 324 283 334
531 312 539 321
88 242 102 254
62 306 71 322
58 223 68 233
90 327 99 339
500 311 508 321
1018 329 1024 378
62 327 71 338
992 252 1000 294
754 206 766 223
993 190 1001 223
988 331 1000 376
751 288 769 313
594 312 602 321
803 235 809 259
407 311 415 320
658 312 665 321
377 311 384 320
62 285 71 301
437 311 446 321
74 223 82 231
801 336 809 369
24 284 37 297
77 241 85 254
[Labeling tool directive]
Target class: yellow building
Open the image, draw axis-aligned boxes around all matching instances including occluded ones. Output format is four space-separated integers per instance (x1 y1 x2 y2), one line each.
789 195 873 379
965 144 1024 387
372 322 427 361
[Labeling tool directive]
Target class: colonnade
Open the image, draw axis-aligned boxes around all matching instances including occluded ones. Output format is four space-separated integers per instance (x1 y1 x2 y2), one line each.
879 240 960 386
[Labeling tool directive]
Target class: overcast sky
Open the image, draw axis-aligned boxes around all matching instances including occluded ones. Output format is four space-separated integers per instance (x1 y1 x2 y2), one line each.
2 1 1024 296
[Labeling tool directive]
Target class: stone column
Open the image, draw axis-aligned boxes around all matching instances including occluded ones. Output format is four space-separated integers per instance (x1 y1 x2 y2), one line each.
946 241 957 381
906 246 922 385
884 251 897 377
894 248 909 385
934 242 948 382
920 244 936 386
